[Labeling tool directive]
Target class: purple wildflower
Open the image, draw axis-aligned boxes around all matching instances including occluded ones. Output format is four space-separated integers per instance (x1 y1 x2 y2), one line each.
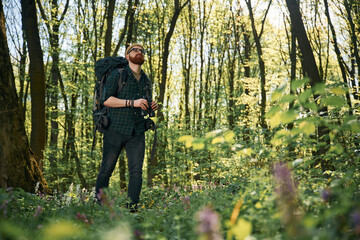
321 188 332 202
196 206 222 240
182 195 191 210
351 210 360 236
134 229 144 240
0 200 8 218
273 163 302 237
33 206 43 218
274 163 296 196
76 212 93 226
97 188 105 204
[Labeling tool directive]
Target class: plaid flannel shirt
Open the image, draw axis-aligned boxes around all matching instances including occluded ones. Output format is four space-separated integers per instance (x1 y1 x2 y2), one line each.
102 65 151 135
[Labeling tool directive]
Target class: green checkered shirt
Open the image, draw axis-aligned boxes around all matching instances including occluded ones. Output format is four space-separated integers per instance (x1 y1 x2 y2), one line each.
102 65 152 135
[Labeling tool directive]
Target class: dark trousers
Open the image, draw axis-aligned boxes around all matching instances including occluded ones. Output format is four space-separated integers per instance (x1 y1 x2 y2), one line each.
95 130 145 204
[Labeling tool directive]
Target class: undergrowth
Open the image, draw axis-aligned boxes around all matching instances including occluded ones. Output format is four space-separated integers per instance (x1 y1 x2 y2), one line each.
1 159 359 240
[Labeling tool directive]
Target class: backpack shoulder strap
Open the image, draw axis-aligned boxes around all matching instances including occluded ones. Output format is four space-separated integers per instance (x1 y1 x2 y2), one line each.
116 68 127 95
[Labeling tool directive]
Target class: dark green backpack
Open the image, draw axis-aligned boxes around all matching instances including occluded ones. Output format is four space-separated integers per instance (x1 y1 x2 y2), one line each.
91 56 128 155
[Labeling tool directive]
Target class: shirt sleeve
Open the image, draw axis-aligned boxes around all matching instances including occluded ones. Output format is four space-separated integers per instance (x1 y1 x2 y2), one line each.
102 69 120 104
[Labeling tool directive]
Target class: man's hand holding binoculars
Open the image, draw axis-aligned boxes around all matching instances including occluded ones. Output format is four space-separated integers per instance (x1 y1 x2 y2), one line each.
134 99 158 111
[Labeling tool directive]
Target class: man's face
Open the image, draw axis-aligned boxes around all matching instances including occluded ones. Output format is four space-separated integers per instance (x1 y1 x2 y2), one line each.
127 47 145 65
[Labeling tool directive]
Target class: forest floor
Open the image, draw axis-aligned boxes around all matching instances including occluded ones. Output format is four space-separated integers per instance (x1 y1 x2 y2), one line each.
0 163 359 240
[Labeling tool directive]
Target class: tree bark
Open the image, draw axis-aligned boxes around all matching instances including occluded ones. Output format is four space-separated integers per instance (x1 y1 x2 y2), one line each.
37 0 70 189
18 33 28 121
125 0 139 49
196 0 205 130
212 50 225 130
21 0 46 167
245 0 270 136
285 0 322 88
105 0 116 57
148 0 189 187
343 0 360 102
324 0 352 110
180 1 193 130
286 0 333 171
158 0 189 121
0 1 49 193
227 46 236 130
113 0 132 55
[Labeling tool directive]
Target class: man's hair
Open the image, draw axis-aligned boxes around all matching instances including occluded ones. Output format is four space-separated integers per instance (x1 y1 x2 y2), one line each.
125 44 144 55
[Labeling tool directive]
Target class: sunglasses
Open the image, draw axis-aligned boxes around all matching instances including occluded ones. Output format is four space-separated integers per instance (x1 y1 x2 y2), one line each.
128 47 146 55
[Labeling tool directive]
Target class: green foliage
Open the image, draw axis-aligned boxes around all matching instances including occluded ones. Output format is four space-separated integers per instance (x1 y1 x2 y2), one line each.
3 0 360 239
1 156 359 239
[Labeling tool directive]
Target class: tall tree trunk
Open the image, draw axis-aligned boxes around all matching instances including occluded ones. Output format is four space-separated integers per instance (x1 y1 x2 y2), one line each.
104 0 116 57
227 47 236 130
343 0 360 102
289 20 297 122
324 0 352 111
37 0 70 189
286 0 332 171
196 0 205 131
18 34 27 121
125 0 139 49
286 0 323 88
0 1 49 193
212 49 225 130
245 0 270 137
21 0 46 167
204 43 213 128
148 0 189 186
113 0 132 55
241 21 251 144
180 1 193 130
158 0 189 120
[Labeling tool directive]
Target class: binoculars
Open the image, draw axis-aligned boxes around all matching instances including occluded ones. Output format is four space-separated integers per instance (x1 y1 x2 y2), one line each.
140 85 155 117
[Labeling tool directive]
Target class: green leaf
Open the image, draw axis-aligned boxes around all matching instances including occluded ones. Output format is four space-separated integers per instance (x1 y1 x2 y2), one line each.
42 220 83 240
346 120 360 133
266 105 282 118
271 86 286 103
178 135 193 142
237 148 254 157
303 102 318 111
178 135 193 148
224 131 235 143
321 96 346 107
205 129 223 138
281 110 298 124
299 89 313 103
291 78 310 91
299 120 316 135
192 141 205 150
232 218 252 240
271 90 283 103
329 144 344 154
271 129 289 146
279 94 297 104
313 83 326 95
269 112 282 128
212 136 224 144
330 87 347 95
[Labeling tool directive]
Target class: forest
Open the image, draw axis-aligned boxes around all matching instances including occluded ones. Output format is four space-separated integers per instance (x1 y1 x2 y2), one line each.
0 0 359 239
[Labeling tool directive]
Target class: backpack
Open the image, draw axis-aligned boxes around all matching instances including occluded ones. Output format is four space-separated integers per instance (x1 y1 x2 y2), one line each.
91 56 128 156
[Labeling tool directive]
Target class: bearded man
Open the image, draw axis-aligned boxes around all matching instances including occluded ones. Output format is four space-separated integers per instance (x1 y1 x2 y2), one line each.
95 44 158 212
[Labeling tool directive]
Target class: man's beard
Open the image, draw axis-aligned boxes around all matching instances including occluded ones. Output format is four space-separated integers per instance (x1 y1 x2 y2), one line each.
129 54 145 65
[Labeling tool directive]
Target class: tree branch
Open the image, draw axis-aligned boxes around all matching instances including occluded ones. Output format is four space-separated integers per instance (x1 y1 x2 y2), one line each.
59 0 70 22
36 0 50 31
